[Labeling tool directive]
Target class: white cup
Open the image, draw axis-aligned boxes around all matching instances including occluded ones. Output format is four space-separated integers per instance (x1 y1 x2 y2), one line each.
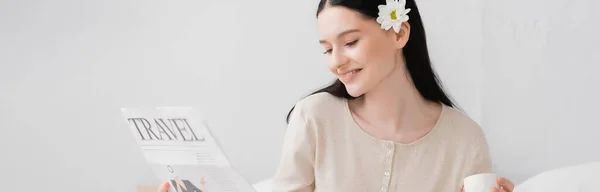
463 173 499 192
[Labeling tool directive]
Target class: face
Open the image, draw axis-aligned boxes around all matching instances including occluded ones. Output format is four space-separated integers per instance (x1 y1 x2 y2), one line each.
317 6 410 97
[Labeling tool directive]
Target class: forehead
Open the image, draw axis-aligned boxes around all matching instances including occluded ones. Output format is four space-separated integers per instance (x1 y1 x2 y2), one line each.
317 6 375 39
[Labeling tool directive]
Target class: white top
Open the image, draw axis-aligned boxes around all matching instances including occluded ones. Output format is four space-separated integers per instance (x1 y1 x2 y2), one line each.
272 92 492 192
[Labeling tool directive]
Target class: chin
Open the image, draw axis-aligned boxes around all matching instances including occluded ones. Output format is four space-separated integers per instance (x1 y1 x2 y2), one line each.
344 83 367 98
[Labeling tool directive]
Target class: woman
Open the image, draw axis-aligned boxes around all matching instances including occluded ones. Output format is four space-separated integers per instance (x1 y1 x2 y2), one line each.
270 0 515 191
158 0 515 191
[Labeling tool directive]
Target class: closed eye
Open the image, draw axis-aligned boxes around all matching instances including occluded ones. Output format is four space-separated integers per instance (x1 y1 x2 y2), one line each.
345 39 359 46
322 39 358 55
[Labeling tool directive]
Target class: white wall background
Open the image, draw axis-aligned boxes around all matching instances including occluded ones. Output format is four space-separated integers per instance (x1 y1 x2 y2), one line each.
0 0 598 191
419 0 484 123
0 0 330 191
482 0 600 183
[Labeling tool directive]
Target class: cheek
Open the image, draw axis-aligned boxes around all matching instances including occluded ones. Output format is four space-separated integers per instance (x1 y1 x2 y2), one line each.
347 43 376 65
358 42 395 74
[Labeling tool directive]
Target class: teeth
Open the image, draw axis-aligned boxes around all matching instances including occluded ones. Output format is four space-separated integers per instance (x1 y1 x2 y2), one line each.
346 70 358 76
341 69 360 78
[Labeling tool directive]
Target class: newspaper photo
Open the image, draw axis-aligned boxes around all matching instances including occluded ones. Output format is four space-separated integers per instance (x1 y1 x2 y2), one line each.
121 107 256 192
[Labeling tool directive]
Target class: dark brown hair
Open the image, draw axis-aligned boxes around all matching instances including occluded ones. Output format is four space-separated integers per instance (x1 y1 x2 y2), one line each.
286 0 455 123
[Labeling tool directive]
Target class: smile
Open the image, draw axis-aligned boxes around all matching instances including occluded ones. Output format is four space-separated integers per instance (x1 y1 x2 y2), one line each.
339 69 362 82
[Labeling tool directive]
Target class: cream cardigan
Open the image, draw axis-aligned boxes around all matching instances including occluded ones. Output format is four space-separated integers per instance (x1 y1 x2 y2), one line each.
272 93 492 192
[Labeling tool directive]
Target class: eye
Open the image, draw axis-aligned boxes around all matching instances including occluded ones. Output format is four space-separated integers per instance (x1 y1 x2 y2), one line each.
345 39 359 47
322 39 357 55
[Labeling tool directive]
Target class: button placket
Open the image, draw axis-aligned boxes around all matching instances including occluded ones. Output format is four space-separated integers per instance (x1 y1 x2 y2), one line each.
381 142 395 192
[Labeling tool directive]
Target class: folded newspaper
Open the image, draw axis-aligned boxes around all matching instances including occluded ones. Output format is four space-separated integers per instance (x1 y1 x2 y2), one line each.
122 107 256 192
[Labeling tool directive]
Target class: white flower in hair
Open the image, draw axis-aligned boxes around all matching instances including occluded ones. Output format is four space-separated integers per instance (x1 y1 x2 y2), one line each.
376 0 411 33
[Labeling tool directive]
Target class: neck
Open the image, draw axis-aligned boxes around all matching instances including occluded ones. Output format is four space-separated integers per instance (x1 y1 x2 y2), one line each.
352 59 441 133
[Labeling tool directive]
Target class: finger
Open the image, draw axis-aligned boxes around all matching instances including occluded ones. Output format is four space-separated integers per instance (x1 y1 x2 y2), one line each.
497 177 514 192
158 181 170 192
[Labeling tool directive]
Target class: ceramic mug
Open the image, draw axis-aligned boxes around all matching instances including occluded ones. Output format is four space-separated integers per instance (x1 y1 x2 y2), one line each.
463 173 499 192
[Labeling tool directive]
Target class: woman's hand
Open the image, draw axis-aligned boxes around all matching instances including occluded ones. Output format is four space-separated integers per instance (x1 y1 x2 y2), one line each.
157 181 170 192
493 176 515 192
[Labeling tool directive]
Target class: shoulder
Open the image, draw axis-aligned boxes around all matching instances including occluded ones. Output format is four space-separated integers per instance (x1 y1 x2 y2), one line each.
295 92 344 109
285 92 347 143
441 107 493 173
440 106 487 142
291 92 346 122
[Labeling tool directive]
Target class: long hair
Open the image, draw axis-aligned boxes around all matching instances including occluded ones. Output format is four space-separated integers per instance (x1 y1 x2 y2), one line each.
286 0 455 123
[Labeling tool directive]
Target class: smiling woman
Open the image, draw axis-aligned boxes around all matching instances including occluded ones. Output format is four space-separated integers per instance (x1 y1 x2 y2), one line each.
270 0 516 192
286 0 453 124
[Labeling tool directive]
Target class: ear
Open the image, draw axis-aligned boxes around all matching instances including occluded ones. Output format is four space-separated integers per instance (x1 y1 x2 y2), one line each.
394 22 411 49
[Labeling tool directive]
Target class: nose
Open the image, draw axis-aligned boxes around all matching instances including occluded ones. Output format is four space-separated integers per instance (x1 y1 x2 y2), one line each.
330 49 350 72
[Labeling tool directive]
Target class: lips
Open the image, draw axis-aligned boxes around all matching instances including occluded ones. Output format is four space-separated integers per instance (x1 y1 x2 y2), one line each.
339 69 362 82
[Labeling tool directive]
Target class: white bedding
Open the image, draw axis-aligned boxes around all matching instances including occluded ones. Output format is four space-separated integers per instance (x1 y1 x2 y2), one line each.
252 162 600 192
514 161 600 192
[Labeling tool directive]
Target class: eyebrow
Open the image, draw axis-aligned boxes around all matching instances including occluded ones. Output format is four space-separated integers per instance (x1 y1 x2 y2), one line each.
319 29 361 44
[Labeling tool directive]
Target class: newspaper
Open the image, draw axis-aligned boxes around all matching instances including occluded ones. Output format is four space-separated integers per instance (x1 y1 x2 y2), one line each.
122 107 256 192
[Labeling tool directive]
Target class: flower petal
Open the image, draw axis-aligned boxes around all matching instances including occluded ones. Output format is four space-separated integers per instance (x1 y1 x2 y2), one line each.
393 23 401 33
400 15 409 22
379 7 390 16
378 5 388 13
387 0 399 10
379 12 387 18
382 20 393 30
392 2 400 10
398 0 406 8
376 16 385 24
395 9 403 19
386 0 396 6
403 8 411 15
